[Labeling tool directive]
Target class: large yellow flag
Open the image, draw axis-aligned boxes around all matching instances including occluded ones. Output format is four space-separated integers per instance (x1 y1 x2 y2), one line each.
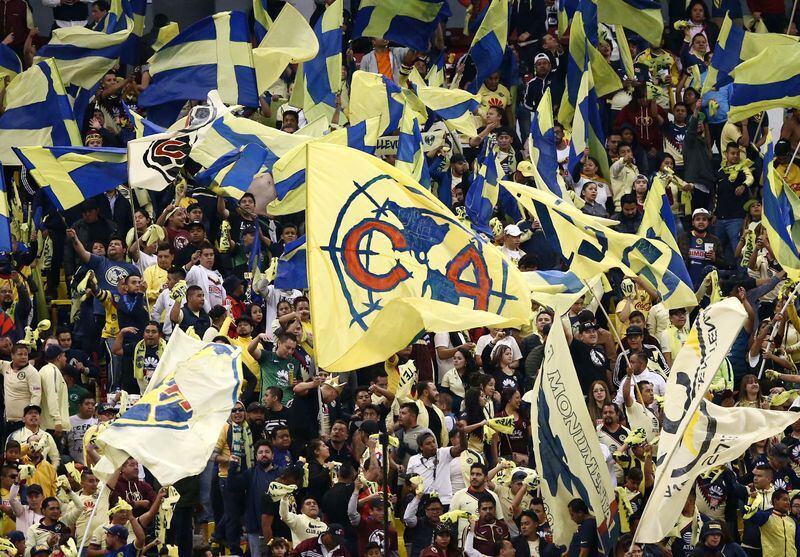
307 144 530 371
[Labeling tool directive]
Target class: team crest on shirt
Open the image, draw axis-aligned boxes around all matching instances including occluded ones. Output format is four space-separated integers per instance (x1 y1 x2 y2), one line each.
105 266 130 287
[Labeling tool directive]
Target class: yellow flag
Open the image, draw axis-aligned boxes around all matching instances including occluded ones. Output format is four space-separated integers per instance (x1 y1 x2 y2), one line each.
253 3 319 93
306 144 530 371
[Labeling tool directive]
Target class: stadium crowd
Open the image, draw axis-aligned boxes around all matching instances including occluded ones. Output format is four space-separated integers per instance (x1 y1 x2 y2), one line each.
1 1 800 557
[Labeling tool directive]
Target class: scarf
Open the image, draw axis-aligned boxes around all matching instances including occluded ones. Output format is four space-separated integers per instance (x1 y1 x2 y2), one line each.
720 158 754 181
228 421 254 469
133 338 166 380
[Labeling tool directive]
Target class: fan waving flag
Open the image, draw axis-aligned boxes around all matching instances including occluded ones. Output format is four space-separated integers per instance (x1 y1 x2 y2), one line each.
597 0 663 45
14 146 127 211
253 0 273 43
567 54 607 179
528 89 567 198
353 0 446 51
349 70 405 136
0 59 82 165
466 0 508 94
0 170 11 253
465 149 503 236
138 11 258 109
396 108 432 188
275 236 308 290
762 144 800 279
409 70 480 136
306 143 530 371
639 174 680 252
194 143 278 200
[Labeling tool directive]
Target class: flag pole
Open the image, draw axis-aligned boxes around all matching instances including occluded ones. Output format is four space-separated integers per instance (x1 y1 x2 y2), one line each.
76 483 107 556
784 141 800 179
758 281 800 379
788 1 799 34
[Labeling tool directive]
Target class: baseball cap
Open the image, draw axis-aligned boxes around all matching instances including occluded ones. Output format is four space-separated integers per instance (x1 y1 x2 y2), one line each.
495 127 513 137
743 198 761 212
516 160 535 178
700 520 723 540
578 321 598 333
511 470 528 482
325 523 345 542
504 224 522 237
104 525 129 539
692 208 711 219
186 220 204 230
534 53 550 64
775 139 792 157
433 524 452 536
7 531 24 543
625 325 644 336
44 345 66 361
246 401 265 413
97 402 119 415
23 405 41 416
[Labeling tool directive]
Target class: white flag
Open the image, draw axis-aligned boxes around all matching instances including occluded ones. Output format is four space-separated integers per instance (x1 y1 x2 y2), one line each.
94 331 242 485
529 320 618 550
635 298 792 542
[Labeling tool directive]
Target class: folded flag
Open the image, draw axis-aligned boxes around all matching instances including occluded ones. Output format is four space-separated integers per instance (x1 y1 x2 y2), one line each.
522 269 593 312
152 22 180 52
253 3 319 94
353 0 446 51
275 235 308 290
409 70 480 136
14 146 127 211
93 328 242 485
762 143 800 279
194 143 278 200
138 11 258 109
306 143 530 371
597 0 663 45
349 70 405 135
0 59 82 165
466 0 508 94
729 43 800 121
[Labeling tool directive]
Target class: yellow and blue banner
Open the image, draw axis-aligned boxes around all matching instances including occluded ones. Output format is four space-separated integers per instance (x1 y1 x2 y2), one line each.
269 116 382 216
466 0 508 94
0 59 82 165
567 53 608 179
291 0 343 123
306 143 530 371
253 0 273 43
558 0 577 36
14 146 127 212
138 11 258 109
528 89 567 198
121 101 166 139
639 174 680 253
409 70 480 136
762 143 800 279
396 108 432 188
0 169 11 253
194 143 278 200
597 0 663 45
729 43 800 121
353 0 446 51
426 51 446 88
253 3 319 94
465 149 502 235
0 44 22 81
94 329 242 485
275 235 308 290
503 181 696 309
94 0 147 65
703 14 797 95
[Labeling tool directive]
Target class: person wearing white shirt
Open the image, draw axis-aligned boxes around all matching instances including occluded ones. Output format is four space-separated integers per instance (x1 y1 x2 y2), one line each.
613 352 666 414
150 267 185 338
474 329 522 369
185 242 226 312
405 432 464 506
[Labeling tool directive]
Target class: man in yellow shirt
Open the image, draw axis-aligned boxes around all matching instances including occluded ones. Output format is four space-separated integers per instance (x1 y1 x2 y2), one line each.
477 72 513 128
775 139 800 195
142 243 173 306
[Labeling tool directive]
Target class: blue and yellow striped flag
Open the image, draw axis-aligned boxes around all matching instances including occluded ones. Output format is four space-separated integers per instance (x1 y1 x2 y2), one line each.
465 149 503 235
466 0 508 94
152 22 180 52
729 43 800 121
190 112 312 169
349 70 405 135
762 143 800 279
14 146 127 211
0 59 82 165
121 101 165 139
253 3 319 94
275 235 308 290
93 0 146 64
503 181 696 309
426 51 446 88
253 0 274 43
194 143 278 200
353 0 446 51
597 0 663 45
306 143 530 371
557 0 621 126
0 168 12 253
268 116 382 216
704 15 798 95
0 44 22 81
409 70 480 136
558 0 577 36
528 89 567 198
638 174 679 253
567 55 608 178
397 108 432 188
291 0 343 123
138 11 258 109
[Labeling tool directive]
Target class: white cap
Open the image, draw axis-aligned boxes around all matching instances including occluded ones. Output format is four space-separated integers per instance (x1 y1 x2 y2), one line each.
534 53 550 64
504 224 522 236
692 208 711 218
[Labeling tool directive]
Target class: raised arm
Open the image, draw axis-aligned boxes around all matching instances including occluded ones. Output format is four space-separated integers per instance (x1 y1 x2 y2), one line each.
66 228 91 263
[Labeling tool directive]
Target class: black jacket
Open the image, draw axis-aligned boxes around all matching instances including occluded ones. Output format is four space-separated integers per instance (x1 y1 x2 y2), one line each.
511 535 561 557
